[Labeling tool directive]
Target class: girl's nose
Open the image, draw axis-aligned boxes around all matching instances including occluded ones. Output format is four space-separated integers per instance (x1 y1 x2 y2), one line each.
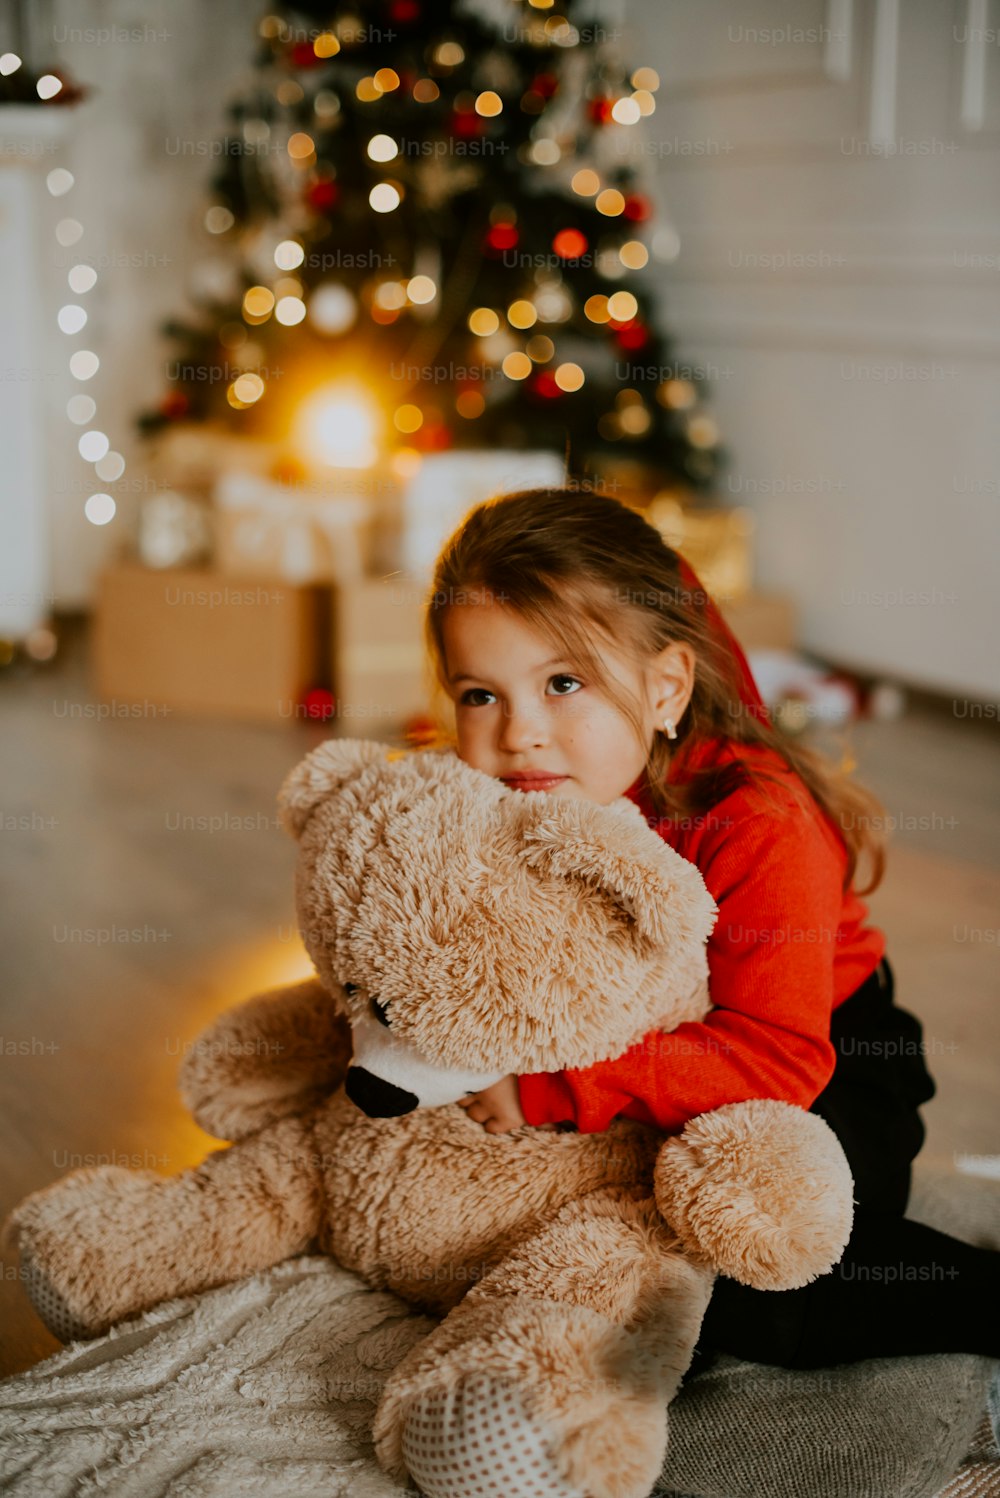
497 702 548 753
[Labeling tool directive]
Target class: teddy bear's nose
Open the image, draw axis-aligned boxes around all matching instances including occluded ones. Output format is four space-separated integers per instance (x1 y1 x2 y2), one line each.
344 1066 419 1118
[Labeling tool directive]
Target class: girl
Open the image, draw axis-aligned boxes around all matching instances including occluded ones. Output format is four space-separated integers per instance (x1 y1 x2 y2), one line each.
420 484 999 1374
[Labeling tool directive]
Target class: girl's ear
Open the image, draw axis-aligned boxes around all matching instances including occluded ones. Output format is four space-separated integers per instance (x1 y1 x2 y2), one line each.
513 795 717 950
649 641 696 725
277 739 390 838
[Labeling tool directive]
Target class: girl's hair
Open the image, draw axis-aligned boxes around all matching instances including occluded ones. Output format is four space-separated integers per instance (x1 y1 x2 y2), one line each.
421 487 886 894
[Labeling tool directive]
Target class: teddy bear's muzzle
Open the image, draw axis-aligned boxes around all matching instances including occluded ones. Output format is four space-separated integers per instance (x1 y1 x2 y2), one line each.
344 1065 419 1118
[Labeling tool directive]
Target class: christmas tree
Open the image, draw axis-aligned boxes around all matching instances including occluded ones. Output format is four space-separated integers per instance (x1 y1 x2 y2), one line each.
139 0 722 491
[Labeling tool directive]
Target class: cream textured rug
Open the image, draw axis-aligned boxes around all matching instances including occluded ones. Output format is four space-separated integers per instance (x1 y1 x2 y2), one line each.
2 1165 998 1498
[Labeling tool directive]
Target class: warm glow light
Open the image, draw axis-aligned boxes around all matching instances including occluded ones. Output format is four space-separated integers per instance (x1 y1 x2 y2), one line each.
46 168 74 197
57 304 87 334
374 281 407 310
309 283 356 333
56 218 83 246
611 97 641 125
367 133 398 162
468 307 500 336
275 295 306 325
632 67 660 91
433 42 464 66
36 74 62 100
607 290 638 321
571 169 600 196
232 373 265 405
688 416 720 448
205 205 235 234
584 295 610 323
356 77 382 102
0 53 21 75
68 264 97 293
507 299 537 329
243 286 275 320
619 240 649 269
296 383 382 467
596 189 626 216
375 68 401 92
314 32 340 58
370 182 402 212
274 239 305 270
67 395 96 424
394 404 423 433
502 352 532 380
529 139 560 166
554 362 584 392
79 430 110 462
70 350 99 380
456 390 485 418
85 493 116 525
633 89 656 116
658 378 697 410
287 132 315 161
476 91 503 116
96 451 125 481
526 334 554 362
406 275 436 304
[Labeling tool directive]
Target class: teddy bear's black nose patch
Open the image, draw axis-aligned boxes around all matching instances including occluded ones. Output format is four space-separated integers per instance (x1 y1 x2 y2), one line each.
344 1066 418 1117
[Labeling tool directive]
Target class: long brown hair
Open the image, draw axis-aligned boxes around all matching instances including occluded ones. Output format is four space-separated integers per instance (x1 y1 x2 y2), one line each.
419 487 885 895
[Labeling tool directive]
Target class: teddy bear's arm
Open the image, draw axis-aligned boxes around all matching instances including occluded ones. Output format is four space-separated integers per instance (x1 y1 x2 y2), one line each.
178 977 352 1141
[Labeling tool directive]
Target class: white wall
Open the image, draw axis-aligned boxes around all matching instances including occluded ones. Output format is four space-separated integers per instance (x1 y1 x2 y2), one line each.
623 0 1000 698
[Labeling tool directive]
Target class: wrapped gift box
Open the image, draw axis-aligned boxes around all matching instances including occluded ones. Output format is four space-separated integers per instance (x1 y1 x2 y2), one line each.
93 561 323 722
391 449 567 583
213 470 399 585
331 576 434 730
646 497 755 604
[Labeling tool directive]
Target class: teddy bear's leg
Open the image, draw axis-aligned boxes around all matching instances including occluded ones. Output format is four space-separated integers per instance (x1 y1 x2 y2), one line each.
178 978 353 1141
374 1187 714 1498
5 1112 324 1341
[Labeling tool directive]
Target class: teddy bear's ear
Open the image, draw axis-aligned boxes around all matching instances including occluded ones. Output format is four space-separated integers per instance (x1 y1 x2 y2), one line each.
515 796 717 950
277 739 395 838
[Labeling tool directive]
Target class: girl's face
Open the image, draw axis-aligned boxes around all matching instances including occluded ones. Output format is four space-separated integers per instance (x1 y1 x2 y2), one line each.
440 599 691 805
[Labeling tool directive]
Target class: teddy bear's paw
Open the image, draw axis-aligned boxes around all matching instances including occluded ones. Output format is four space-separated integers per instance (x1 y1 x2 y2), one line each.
21 1250 98 1343
401 1373 586 1498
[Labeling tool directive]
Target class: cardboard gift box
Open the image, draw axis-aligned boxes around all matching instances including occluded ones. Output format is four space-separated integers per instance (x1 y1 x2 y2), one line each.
93 561 323 722
330 576 434 730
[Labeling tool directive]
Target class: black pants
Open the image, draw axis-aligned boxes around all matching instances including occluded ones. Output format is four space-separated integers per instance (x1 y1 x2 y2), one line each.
687 957 1000 1372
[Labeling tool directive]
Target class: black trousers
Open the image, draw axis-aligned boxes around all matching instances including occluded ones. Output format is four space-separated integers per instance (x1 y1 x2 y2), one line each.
687 957 1000 1371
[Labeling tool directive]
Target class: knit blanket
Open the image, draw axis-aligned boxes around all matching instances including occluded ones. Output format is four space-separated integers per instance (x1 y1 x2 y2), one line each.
1 1167 997 1498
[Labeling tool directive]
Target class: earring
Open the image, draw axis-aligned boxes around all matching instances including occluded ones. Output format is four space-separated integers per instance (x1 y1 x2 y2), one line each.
662 717 678 740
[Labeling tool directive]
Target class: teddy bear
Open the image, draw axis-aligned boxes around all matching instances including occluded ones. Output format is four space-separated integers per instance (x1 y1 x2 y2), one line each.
6 739 854 1498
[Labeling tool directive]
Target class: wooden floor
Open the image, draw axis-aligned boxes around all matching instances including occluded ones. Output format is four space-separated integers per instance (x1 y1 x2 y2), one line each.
1 626 998 1376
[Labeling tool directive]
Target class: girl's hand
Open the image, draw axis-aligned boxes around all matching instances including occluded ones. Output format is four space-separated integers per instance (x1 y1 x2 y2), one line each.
457 1075 531 1134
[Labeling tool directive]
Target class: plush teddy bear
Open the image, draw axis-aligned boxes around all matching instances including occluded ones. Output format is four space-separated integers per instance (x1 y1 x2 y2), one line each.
7 739 854 1498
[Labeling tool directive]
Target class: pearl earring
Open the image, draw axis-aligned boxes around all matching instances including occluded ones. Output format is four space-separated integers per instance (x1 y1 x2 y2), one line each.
662 717 678 740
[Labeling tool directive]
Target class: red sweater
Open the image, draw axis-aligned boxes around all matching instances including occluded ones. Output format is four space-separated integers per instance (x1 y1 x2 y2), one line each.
517 738 885 1135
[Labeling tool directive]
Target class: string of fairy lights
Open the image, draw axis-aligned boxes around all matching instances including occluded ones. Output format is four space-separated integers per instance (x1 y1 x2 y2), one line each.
191 9 718 466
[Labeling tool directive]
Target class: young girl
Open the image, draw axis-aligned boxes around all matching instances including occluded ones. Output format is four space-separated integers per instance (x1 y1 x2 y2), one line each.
421 484 999 1374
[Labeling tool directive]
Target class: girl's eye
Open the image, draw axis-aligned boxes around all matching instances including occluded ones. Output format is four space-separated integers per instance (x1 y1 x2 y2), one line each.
458 675 582 707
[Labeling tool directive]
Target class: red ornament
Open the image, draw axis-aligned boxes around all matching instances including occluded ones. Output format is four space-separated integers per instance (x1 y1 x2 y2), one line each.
290 41 322 69
160 390 190 420
532 73 559 100
552 228 588 259
450 105 485 139
307 179 340 211
614 321 649 351
485 222 519 252
623 194 652 222
532 370 562 399
390 0 421 21
587 97 615 125
415 421 453 452
299 687 336 721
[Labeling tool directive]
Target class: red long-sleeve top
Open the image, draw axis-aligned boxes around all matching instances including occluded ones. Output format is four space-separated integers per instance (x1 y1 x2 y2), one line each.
517 737 885 1136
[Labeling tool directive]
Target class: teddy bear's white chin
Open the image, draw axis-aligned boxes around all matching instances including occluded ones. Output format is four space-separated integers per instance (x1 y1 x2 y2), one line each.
346 1009 506 1112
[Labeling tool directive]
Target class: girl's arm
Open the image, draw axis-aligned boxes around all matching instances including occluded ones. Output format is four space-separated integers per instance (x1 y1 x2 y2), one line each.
518 801 879 1135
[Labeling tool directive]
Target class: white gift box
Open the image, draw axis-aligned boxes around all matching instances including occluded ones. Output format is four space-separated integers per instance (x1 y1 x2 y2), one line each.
393 450 567 584
213 469 398 585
